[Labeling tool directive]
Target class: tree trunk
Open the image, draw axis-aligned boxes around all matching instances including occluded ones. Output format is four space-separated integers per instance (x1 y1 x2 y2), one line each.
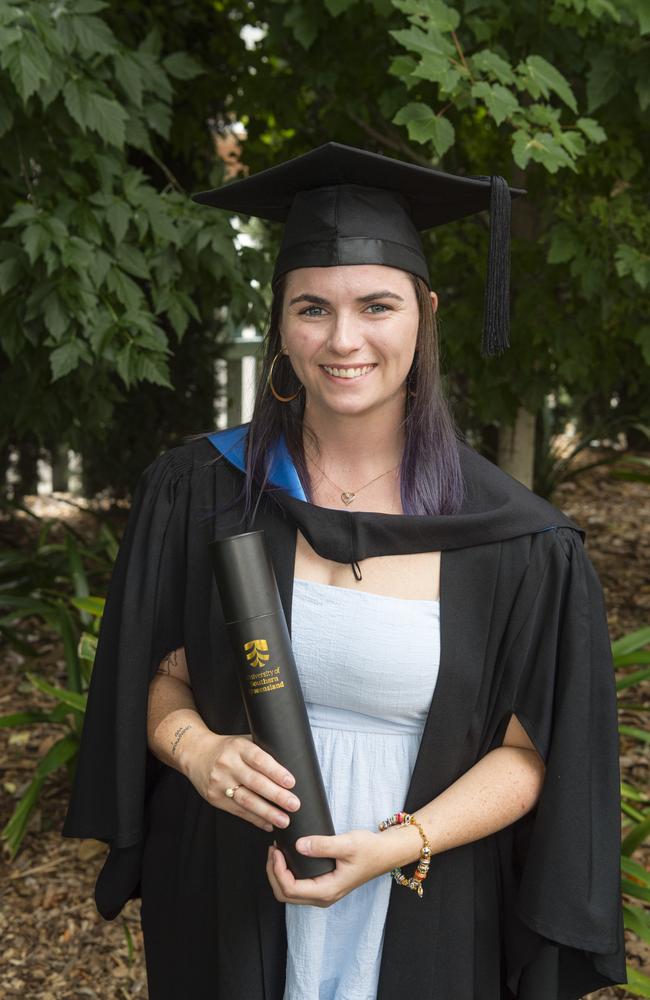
498 405 536 488
51 444 69 492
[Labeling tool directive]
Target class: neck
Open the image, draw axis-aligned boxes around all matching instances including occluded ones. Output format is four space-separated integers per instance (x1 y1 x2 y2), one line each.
301 395 406 482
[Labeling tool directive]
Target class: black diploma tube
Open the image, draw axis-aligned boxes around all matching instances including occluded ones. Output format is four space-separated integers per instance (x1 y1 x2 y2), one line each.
209 529 336 879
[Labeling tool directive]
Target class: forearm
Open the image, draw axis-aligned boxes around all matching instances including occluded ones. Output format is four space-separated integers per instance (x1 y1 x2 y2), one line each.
376 746 546 871
147 674 219 777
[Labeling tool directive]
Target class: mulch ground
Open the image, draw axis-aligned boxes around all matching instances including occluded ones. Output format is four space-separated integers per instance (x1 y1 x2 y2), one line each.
0 449 648 999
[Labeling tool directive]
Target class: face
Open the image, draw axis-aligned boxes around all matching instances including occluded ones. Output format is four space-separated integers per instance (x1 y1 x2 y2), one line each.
280 264 438 418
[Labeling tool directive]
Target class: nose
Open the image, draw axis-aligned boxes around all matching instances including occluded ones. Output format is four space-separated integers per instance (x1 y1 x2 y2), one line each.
326 310 365 356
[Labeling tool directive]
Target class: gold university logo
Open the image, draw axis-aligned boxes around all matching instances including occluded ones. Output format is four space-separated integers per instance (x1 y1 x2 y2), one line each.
243 638 270 670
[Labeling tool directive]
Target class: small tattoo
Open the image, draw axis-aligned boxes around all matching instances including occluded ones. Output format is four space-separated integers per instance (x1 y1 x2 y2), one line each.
157 649 179 676
171 723 192 755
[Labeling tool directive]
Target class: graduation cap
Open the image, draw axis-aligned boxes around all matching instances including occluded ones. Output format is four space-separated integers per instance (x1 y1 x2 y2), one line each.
192 141 526 357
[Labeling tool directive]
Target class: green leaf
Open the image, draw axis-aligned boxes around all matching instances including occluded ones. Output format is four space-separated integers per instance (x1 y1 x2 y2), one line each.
559 129 586 158
586 53 622 112
522 55 577 112
2 732 79 856
624 903 650 945
26 672 87 712
412 52 461 91
392 0 460 29
0 711 56 728
146 98 172 139
74 0 110 12
70 14 117 57
0 257 22 295
62 236 93 275
85 91 127 148
620 724 650 744
63 78 88 130
146 208 178 244
512 129 533 169
3 32 51 103
615 244 650 290
87 248 112 288
323 0 358 13
117 244 149 279
116 340 136 386
547 224 581 264
388 54 419 88
390 25 454 58
166 294 190 339
63 79 127 146
70 595 106 618
135 354 173 388
471 49 515 85
43 291 68 341
162 51 203 80
612 627 650 658
576 116 606 143
621 855 650 887
471 81 519 125
107 266 144 310
106 201 130 244
21 223 51 265
78 631 98 662
283 5 319 48
635 0 650 33
3 203 38 227
393 102 455 153
50 341 82 381
114 52 144 107
514 130 574 173
138 26 163 56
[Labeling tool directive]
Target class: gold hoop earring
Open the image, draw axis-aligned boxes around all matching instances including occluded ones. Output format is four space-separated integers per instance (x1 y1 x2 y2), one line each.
268 348 304 402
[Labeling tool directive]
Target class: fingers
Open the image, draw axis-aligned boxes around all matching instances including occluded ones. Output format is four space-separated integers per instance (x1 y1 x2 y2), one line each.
266 845 338 907
241 740 296 790
238 765 301 822
214 736 298 833
266 844 289 903
228 784 294 831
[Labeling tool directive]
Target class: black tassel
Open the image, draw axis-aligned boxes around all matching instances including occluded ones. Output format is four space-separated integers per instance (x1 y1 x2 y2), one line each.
482 175 511 358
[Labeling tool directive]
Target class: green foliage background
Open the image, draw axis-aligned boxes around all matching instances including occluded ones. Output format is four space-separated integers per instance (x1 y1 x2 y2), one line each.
0 0 648 494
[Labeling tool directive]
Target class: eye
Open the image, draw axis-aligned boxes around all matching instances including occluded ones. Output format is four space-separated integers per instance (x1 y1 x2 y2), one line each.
366 303 391 313
299 305 326 317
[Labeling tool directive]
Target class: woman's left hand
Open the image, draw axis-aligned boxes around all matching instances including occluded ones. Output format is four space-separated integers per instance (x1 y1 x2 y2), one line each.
266 830 389 907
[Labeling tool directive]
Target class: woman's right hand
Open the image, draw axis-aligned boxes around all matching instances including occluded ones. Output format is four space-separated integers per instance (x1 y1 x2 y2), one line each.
183 731 301 834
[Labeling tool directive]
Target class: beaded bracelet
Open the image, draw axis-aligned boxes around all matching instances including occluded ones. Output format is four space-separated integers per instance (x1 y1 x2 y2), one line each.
377 811 432 898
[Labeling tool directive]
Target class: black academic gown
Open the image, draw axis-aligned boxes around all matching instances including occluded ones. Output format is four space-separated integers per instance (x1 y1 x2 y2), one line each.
61 426 628 1000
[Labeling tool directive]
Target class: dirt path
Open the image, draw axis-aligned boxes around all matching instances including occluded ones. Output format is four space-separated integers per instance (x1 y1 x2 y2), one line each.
1 453 647 998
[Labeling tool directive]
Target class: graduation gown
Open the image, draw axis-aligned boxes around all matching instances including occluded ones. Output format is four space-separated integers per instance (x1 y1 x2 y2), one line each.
61 423 627 999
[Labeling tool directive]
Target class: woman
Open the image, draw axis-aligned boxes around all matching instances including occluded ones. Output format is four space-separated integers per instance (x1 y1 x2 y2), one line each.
62 142 627 999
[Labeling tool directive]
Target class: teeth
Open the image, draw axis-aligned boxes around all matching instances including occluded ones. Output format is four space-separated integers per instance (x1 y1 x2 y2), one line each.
322 365 374 378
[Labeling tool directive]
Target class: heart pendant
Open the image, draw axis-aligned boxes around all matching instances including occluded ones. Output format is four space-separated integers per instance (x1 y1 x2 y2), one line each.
341 492 355 505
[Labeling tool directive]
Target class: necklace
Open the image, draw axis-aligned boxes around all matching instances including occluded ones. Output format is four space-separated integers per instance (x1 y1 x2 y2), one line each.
306 455 401 506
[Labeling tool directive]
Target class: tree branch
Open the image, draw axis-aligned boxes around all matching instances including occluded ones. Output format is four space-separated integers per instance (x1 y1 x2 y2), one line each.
345 109 433 167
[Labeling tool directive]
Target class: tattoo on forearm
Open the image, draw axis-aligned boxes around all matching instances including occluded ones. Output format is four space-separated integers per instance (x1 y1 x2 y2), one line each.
157 649 179 677
171 723 192 755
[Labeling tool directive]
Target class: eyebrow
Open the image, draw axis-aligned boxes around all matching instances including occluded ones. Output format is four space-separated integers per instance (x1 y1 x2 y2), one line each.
288 290 405 307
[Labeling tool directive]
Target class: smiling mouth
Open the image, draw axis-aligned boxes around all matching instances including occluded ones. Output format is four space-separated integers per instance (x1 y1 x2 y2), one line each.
320 364 377 380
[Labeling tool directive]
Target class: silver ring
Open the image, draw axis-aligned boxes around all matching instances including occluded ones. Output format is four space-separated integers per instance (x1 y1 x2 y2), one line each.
225 784 241 799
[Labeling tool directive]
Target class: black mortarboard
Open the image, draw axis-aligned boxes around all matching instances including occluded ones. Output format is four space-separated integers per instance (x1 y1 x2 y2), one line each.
192 141 525 357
